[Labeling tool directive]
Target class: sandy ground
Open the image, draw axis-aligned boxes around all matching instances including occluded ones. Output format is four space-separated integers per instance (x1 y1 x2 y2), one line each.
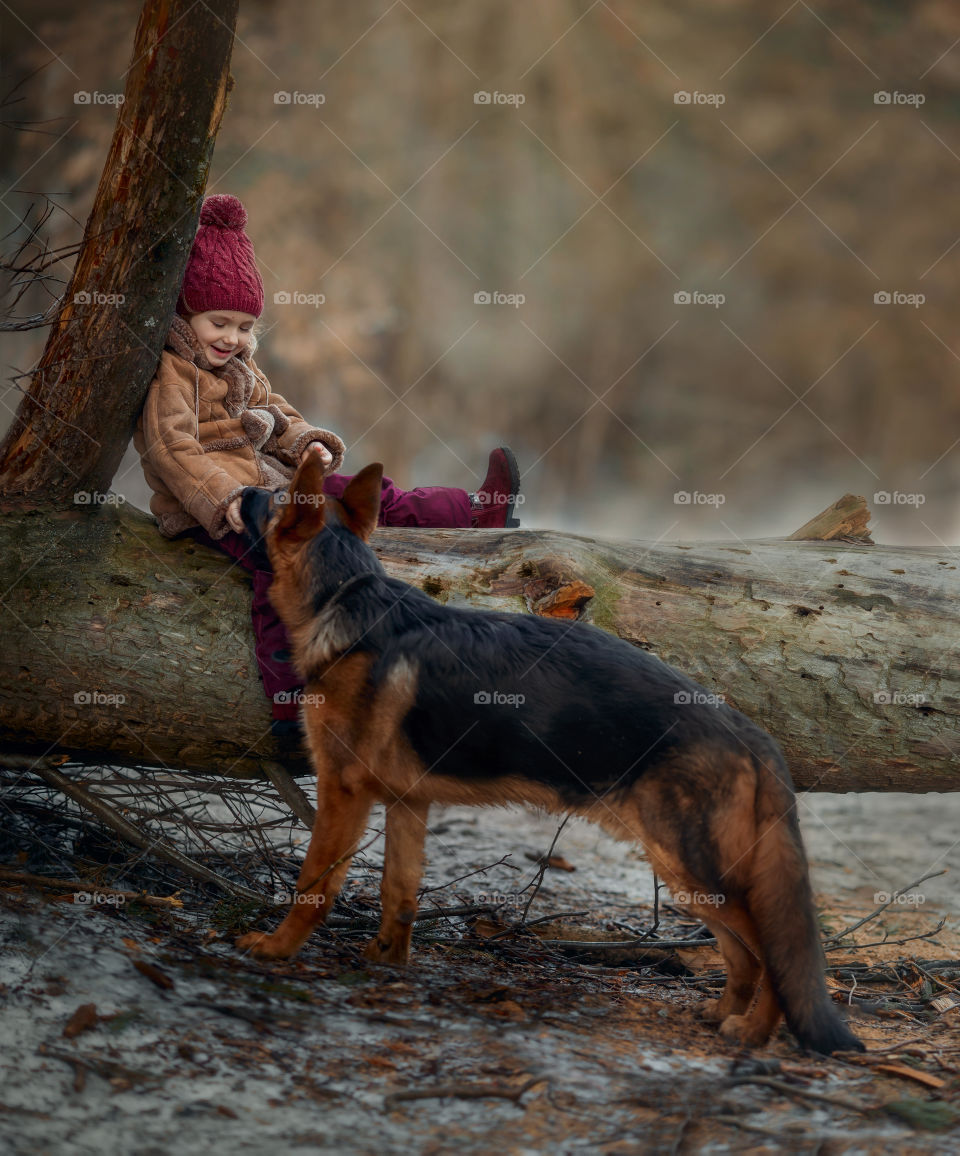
2 791 960 1154
801 793 960 917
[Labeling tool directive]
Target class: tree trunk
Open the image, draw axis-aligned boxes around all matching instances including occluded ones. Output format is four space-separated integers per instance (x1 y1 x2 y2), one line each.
0 0 239 501
0 499 957 791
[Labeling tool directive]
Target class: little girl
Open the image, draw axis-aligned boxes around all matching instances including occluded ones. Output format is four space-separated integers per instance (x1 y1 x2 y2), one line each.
134 194 521 737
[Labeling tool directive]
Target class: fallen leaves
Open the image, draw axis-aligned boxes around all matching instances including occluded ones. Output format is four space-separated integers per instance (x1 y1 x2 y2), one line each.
523 851 576 872
131 960 174 990
63 1003 98 1039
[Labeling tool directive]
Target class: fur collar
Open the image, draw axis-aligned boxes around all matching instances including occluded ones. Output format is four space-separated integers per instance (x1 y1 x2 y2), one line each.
165 314 259 417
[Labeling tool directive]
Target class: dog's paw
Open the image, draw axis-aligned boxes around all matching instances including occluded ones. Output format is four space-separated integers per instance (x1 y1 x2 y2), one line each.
718 1013 771 1048
235 931 294 960
699 997 726 1024
362 936 410 965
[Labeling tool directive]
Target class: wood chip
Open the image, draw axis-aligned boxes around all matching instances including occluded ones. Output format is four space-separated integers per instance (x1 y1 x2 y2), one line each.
875 1063 945 1090
487 999 526 1020
63 1004 98 1039
132 960 174 990
530 580 595 619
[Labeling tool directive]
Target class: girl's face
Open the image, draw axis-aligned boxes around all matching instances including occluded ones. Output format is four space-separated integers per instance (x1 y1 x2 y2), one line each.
188 310 257 365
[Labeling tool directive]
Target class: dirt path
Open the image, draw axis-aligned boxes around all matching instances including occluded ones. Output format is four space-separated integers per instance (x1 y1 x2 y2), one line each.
3 793 960 1153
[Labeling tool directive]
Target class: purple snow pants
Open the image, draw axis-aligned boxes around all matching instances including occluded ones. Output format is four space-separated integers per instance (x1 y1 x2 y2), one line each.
188 472 471 720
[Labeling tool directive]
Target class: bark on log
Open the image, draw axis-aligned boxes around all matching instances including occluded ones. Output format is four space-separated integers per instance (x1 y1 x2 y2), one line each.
0 0 239 500
0 499 957 791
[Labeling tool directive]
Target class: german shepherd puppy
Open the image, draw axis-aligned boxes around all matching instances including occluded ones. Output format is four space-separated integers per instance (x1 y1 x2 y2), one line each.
236 457 862 1055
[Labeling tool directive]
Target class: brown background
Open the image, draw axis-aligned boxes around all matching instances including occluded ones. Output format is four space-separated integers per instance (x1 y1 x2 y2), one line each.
2 0 960 543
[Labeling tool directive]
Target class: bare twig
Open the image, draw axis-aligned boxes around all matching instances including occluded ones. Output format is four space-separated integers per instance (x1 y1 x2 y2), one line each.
540 935 716 951
384 1075 548 1109
37 1044 159 1090
417 853 520 896
484 909 591 943
824 870 948 947
849 1035 932 1055
324 903 501 930
912 959 960 996
19 757 262 902
295 827 388 898
261 763 316 828
519 814 570 925
713 1115 810 1139
729 1075 872 1114
0 867 182 910
652 871 662 933
826 920 948 954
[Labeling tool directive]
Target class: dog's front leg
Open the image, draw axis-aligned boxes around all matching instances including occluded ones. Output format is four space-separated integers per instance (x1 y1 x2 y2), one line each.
237 770 375 961
364 798 428 965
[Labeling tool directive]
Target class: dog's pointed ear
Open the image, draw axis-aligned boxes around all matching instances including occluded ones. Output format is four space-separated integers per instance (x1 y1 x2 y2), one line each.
275 453 328 541
338 463 383 541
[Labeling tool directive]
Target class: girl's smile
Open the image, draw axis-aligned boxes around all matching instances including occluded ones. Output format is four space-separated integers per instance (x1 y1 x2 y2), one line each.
186 309 257 364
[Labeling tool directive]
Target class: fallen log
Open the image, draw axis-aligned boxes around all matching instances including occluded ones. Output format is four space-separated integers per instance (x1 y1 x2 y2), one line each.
0 498 957 791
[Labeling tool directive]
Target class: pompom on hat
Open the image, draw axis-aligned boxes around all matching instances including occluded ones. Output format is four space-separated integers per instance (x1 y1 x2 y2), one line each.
176 194 264 318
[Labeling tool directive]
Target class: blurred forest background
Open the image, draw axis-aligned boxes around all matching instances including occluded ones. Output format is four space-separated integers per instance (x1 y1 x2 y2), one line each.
2 0 960 543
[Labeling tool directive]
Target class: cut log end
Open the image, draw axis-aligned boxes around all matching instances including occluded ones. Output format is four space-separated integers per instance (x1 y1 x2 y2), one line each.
787 494 874 543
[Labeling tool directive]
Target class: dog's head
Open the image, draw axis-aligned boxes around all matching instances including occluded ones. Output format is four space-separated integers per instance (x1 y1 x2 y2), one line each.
240 458 384 630
241 456 384 557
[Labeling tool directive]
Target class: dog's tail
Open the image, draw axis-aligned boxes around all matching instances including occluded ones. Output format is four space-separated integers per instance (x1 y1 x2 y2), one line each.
745 750 863 1054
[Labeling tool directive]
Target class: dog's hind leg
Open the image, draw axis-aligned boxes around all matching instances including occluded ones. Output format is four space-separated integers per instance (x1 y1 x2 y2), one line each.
236 768 375 961
364 798 429 965
695 904 783 1045
625 767 785 1048
697 912 762 1025
718 968 782 1047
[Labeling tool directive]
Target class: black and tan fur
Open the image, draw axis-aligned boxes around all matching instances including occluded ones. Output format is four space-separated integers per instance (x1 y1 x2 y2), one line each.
235 458 862 1055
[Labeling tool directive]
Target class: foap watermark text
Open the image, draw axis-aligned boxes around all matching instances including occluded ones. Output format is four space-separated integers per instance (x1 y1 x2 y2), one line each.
674 691 725 707
474 690 525 708
274 690 326 706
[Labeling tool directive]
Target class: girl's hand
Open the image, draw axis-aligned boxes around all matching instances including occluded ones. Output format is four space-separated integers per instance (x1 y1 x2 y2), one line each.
225 496 245 534
302 441 333 469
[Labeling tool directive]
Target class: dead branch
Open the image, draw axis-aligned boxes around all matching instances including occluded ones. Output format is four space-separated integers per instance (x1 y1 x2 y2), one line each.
0 867 182 910
826 920 948 954
518 814 570 925
540 935 718 951
729 1075 873 1113
261 764 316 828
13 755 261 902
384 1075 549 1109
824 869 949 946
37 1044 158 1092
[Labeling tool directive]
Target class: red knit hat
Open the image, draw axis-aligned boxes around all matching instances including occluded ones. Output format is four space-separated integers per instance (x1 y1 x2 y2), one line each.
176 194 264 318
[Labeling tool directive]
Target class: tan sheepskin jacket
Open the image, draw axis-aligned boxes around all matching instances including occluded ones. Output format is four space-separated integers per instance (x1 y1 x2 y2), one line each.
134 315 345 540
